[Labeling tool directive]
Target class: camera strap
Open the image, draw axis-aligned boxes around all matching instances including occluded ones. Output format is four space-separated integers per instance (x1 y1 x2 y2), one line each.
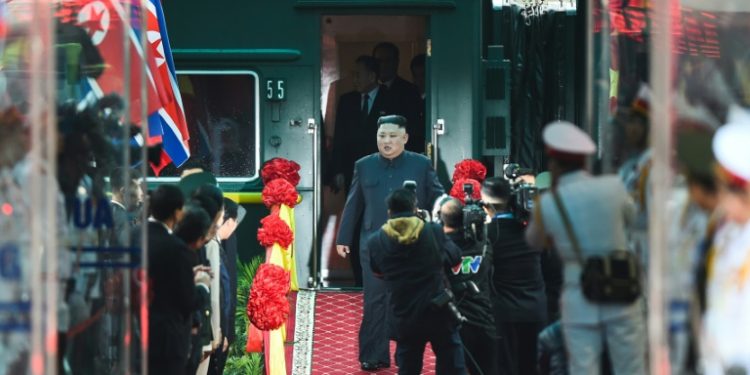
551 189 585 265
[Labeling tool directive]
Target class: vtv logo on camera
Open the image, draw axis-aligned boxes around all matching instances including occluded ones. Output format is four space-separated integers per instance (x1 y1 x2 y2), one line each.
451 256 482 275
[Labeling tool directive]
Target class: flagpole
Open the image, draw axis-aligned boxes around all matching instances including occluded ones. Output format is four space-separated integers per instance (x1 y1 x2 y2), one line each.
121 0 133 374
138 1 149 374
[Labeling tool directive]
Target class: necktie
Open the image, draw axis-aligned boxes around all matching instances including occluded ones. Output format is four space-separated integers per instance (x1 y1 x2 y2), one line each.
361 94 369 117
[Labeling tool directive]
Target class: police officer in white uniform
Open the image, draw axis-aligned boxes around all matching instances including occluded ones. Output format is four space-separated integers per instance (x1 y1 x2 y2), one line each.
702 122 750 375
525 121 646 375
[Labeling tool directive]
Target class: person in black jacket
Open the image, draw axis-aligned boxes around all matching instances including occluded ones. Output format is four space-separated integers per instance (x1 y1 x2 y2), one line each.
147 185 211 375
373 42 424 153
481 177 547 375
440 198 498 375
369 188 465 375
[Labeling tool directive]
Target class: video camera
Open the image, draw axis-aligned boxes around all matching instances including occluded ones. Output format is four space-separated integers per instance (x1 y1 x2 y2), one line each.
462 183 486 242
430 288 467 325
503 163 538 223
402 180 431 221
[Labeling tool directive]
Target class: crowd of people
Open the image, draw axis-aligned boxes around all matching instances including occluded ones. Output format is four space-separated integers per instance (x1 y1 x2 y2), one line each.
332 76 750 375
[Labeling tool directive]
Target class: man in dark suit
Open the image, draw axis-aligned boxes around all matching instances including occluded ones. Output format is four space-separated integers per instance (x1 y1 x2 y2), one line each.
482 177 547 375
331 55 398 286
331 55 396 192
147 185 211 374
373 42 424 153
109 167 142 247
336 115 445 371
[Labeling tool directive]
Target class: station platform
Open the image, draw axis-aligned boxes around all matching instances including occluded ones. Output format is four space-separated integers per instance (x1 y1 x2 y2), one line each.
292 290 436 374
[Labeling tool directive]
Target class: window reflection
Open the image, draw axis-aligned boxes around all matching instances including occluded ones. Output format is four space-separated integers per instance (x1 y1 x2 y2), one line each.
157 72 258 179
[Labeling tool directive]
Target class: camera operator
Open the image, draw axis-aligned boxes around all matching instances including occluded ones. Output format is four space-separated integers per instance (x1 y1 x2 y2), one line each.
481 177 547 375
369 188 466 375
440 198 498 375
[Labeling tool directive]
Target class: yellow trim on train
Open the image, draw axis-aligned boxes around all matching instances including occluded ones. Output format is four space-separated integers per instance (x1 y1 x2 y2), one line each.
223 192 303 205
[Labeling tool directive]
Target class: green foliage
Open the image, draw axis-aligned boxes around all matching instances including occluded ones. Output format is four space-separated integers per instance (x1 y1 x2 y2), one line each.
226 255 264 374
224 352 263 375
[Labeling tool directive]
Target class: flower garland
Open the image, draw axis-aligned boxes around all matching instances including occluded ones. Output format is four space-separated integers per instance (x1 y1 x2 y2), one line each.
257 214 294 249
452 159 487 183
262 179 299 209
261 157 301 187
450 178 482 204
246 157 300 375
247 264 290 331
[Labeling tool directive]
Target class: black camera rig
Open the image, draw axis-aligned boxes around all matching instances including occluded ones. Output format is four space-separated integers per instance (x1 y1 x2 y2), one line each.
503 163 538 223
462 183 487 242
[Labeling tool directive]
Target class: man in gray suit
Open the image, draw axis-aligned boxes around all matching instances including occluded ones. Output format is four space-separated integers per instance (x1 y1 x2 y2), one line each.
336 115 445 371
525 121 646 375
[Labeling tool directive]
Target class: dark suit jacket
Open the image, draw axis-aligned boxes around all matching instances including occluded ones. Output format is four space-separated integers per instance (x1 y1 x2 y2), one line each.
336 151 445 253
147 221 209 365
384 76 424 154
331 86 398 188
487 217 547 322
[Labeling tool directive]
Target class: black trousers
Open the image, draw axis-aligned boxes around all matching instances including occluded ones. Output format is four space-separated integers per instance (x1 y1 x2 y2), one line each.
460 324 499 375
349 217 363 287
496 322 543 375
396 324 466 375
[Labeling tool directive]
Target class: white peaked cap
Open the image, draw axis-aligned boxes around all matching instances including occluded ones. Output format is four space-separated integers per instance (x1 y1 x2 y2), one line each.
542 121 597 155
713 122 750 182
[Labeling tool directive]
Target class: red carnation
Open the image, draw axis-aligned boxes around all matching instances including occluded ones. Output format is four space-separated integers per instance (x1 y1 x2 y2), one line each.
262 179 299 208
261 158 301 186
257 214 294 249
247 264 290 331
452 159 487 183
450 178 481 204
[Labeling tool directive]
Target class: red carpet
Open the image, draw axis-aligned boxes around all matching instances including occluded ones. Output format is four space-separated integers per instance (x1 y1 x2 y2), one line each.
311 291 436 374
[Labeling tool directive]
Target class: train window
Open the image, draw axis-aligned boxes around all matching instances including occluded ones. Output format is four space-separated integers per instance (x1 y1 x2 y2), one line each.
155 70 260 181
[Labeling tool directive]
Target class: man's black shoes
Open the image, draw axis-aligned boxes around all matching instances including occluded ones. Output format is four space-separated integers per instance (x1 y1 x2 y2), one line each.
360 361 389 371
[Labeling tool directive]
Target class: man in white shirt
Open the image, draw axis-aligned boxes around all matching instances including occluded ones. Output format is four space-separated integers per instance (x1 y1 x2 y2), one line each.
525 121 646 375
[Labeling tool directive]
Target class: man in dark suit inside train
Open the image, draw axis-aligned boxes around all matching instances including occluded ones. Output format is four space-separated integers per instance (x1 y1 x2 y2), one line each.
373 42 424 154
336 115 445 371
331 55 398 286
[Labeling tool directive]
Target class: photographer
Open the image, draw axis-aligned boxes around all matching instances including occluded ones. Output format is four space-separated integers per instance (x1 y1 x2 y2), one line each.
481 177 547 375
369 188 466 375
440 198 498 375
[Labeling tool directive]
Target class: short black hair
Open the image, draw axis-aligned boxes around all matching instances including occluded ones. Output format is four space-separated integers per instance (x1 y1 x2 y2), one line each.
481 177 511 211
150 184 184 221
373 42 400 61
223 197 239 221
355 55 380 77
190 195 220 222
110 166 138 191
174 203 211 245
440 198 463 229
481 177 511 200
386 188 416 214
377 114 408 129
410 53 426 73
193 184 224 213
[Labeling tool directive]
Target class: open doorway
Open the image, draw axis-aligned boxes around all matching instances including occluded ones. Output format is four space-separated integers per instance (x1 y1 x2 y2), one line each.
320 15 427 288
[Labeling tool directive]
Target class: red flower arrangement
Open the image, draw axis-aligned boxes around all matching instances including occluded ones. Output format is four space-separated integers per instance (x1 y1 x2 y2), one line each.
257 214 294 249
450 178 481 204
247 264 290 331
262 179 299 208
452 159 487 183
261 158 301 187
